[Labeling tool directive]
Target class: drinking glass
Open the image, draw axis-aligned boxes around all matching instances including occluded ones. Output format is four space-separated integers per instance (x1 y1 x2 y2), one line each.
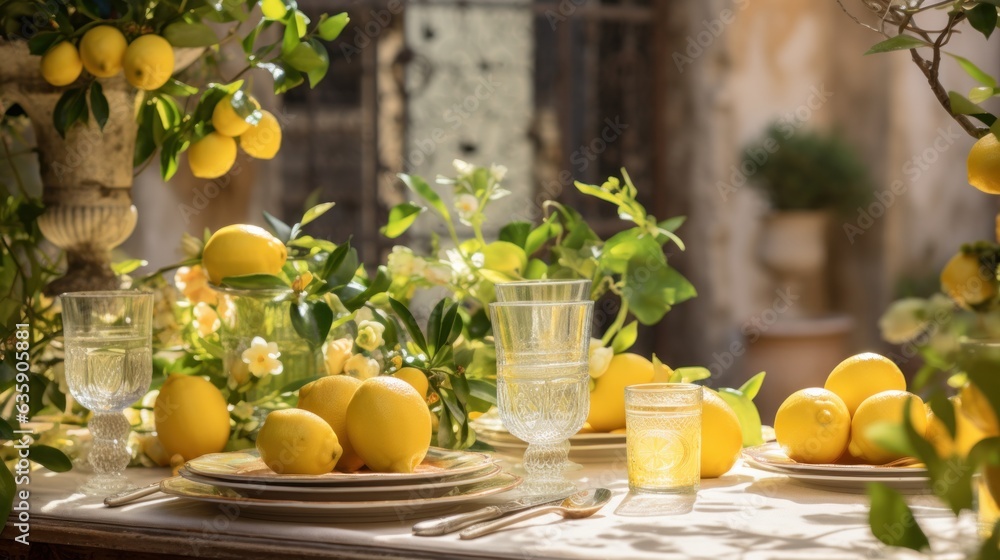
494 279 591 302
626 383 702 494
489 300 593 492
61 291 153 496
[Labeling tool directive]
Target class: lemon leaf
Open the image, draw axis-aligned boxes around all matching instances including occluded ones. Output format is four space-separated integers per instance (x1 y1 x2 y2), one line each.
389 297 428 351
88 81 109 131
399 173 450 220
300 202 335 226
967 2 998 40
868 483 930 551
864 35 931 55
610 321 638 354
738 371 766 400
0 461 14 530
947 53 997 88
318 12 350 41
928 391 957 440
163 21 218 47
27 445 72 472
381 202 424 238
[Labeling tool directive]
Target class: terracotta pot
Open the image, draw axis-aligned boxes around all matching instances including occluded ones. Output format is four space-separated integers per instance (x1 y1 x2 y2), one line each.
758 210 830 318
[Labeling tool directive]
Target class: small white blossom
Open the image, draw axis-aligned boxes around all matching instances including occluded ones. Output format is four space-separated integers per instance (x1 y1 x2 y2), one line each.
455 194 479 223
192 302 220 337
355 320 386 352
878 298 929 344
241 336 283 377
424 262 454 286
345 354 380 379
490 163 508 183
452 159 476 176
588 338 613 379
323 338 353 375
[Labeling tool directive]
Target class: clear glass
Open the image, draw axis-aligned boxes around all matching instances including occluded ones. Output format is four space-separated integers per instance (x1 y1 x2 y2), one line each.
61 291 153 496
626 383 702 494
489 300 593 493
958 338 1000 537
494 279 591 302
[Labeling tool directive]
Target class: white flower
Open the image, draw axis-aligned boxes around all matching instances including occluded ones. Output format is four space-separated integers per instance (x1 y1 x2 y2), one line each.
455 193 479 223
452 159 476 176
588 338 613 379
490 163 508 183
344 354 380 379
241 336 283 377
192 302 220 337
354 306 374 323
323 338 353 375
878 298 929 344
388 246 423 278
424 262 454 286
355 320 386 352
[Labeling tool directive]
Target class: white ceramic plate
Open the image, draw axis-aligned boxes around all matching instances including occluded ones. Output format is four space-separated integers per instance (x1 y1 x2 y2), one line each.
160 472 523 523
742 443 928 477
480 437 626 464
473 416 625 445
185 447 495 486
178 465 504 501
743 457 931 494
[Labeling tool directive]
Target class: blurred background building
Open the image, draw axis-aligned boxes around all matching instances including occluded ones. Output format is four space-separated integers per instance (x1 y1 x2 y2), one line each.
123 0 1000 409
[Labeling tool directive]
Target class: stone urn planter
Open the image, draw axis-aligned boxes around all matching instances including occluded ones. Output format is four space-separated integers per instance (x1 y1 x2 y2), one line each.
0 40 201 295
758 210 830 318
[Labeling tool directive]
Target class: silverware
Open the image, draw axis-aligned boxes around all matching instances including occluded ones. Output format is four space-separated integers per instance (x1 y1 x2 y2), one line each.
458 488 612 540
412 492 572 536
103 481 162 507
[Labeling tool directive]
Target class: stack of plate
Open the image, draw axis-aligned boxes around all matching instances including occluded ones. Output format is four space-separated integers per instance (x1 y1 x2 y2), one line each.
742 442 930 494
472 415 626 463
160 447 521 522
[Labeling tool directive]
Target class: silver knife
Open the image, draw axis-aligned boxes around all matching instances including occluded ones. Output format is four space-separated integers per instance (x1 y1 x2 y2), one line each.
412 492 572 536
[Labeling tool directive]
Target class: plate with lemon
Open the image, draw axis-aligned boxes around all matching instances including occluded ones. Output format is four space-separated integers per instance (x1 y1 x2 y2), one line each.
742 352 986 493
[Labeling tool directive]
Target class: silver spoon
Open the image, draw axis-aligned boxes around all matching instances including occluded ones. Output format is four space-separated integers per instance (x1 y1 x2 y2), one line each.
458 488 612 539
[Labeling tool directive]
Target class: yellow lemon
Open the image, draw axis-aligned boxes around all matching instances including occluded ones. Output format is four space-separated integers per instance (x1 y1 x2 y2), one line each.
393 367 429 399
297 375 364 472
79 26 127 78
202 224 287 284
346 376 430 473
480 241 528 278
824 352 906 416
239 110 282 159
701 388 744 478
212 94 259 137
256 409 342 475
187 132 237 179
960 383 1000 436
586 353 654 432
154 374 231 461
925 397 987 458
848 390 927 465
122 34 174 90
40 41 82 86
774 388 851 464
968 133 1000 195
941 251 997 309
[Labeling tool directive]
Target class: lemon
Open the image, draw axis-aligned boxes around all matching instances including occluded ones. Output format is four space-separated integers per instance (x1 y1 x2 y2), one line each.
79 26 127 78
968 133 1000 195
122 34 174 90
824 352 905 416
154 374 231 461
480 241 528 278
256 409 342 475
701 388 744 478
586 353 654 432
187 132 237 179
297 376 364 472
925 397 987 458
393 366 429 398
202 224 287 284
239 110 282 159
848 390 927 464
960 383 999 436
941 251 997 309
40 41 82 86
346 376 431 473
774 388 851 464
212 94 260 138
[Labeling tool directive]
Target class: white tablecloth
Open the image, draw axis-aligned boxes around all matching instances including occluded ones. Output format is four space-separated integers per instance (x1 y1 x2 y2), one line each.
28 460 975 560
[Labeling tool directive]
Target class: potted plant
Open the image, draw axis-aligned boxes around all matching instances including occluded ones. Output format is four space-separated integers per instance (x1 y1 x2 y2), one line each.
745 125 873 316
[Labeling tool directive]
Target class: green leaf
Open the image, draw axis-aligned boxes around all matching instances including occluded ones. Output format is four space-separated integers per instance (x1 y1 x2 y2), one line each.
389 297 428 351
864 35 931 55
928 391 957 440
525 218 560 255
53 87 87 138
0 462 14 531
342 266 390 310
971 86 999 104
671 366 711 383
163 21 219 47
285 40 325 72
967 2 998 39
88 81 109 131
304 39 330 88
399 173 450 220
948 91 998 126
658 216 686 233
219 273 289 289
717 387 764 447
738 371 766 400
868 483 930 551
28 32 64 56
158 79 199 97
319 12 350 41
574 181 622 206
111 259 147 275
258 61 304 94
498 221 532 249
159 134 189 181
260 0 288 20
263 211 293 243
301 202 335 226
610 320 638 354
28 445 72 472
0 417 15 440
282 11 302 54
437 303 463 351
947 53 998 87
290 300 333 347
427 299 446 356
381 202 425 239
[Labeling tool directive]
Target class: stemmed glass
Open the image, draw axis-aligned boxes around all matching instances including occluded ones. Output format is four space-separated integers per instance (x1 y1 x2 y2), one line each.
489 300 593 493
494 279 591 302
61 291 153 496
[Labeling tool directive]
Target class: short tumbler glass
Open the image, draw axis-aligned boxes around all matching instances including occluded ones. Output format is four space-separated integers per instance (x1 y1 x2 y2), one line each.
494 279 591 302
626 383 702 494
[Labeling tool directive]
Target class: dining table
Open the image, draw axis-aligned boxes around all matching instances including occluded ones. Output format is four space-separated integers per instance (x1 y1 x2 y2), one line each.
0 457 976 560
